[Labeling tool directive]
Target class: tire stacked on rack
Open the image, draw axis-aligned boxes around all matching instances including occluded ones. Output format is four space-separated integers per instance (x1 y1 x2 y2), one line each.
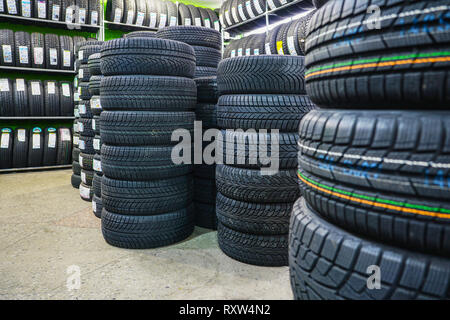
194 77 219 229
216 55 315 266
88 52 103 218
73 40 103 196
156 26 222 78
290 0 450 300
99 37 197 249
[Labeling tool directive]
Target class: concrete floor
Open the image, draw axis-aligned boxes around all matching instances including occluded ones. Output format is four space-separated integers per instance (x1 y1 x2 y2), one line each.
0 169 292 300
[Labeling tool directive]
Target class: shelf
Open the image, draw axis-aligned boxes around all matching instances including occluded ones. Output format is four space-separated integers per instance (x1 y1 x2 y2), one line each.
0 65 76 75
224 0 314 36
104 20 158 32
0 14 101 32
0 117 75 120
0 164 72 173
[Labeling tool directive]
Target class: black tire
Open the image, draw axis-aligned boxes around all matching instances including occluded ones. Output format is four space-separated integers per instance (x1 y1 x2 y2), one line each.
87 52 101 75
93 153 102 174
78 44 102 64
285 19 302 55
28 80 44 116
123 31 156 38
106 0 124 23
44 80 60 116
72 147 80 162
100 38 196 77
100 111 195 145
0 29 15 66
122 0 136 24
220 130 298 169
79 82 91 100
195 66 217 78
79 135 95 154
229 0 241 25
298 109 450 256
48 0 62 21
78 63 91 82
93 172 102 197
56 128 72 164
59 35 73 70
296 10 315 55
218 223 288 266
198 7 210 27
90 95 102 115
13 78 29 116
186 5 201 27
78 99 92 118
79 182 93 201
71 173 81 188
195 76 218 103
100 75 196 111
92 195 102 218
217 192 291 235
81 168 94 186
217 94 315 131
156 0 168 28
146 0 158 28
30 32 45 68
93 134 101 153
27 127 43 167
194 177 216 205
312 0 329 9
62 0 75 23
44 33 59 69
79 152 94 170
89 75 101 95
59 81 73 116
134 0 146 26
0 78 14 116
277 22 291 55
72 161 81 175
194 202 217 230
206 8 219 31
165 0 177 26
193 46 221 68
178 3 191 26
14 31 31 67
76 0 89 24
216 164 300 203
0 128 13 169
290 197 450 300
88 0 101 25
101 206 195 249
195 103 216 129
12 128 28 168
156 26 222 50
218 55 306 95
78 118 95 137
264 24 282 55
305 0 450 108
102 175 193 216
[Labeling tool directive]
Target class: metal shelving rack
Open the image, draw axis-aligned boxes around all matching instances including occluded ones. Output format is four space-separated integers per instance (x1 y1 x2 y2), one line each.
104 20 158 32
0 5 104 173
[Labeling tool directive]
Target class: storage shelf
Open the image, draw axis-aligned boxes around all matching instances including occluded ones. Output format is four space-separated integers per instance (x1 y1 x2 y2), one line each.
224 0 314 36
0 116 75 120
0 65 76 75
104 20 158 32
0 164 72 173
0 14 101 32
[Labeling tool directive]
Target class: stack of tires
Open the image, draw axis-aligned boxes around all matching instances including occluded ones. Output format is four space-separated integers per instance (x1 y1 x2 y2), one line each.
75 40 103 201
156 26 222 78
88 53 103 219
290 0 450 300
178 3 220 31
216 55 315 266
194 77 219 229
99 37 197 249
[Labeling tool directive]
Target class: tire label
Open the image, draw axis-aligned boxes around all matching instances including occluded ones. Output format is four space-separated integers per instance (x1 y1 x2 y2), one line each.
159 13 167 28
65 8 74 23
276 41 284 55
149 12 157 27
81 171 86 183
231 50 236 58
91 119 96 130
245 48 251 56
78 50 83 60
31 82 40 95
48 132 56 148
184 17 191 26
169 16 177 26
7 0 17 14
74 108 79 117
126 10 134 24
93 138 100 151
47 81 56 94
114 8 122 23
78 8 86 24
61 129 71 141
267 0 276 10
136 11 145 26
78 122 84 132
18 46 29 64
16 78 25 91
225 11 232 26
204 18 211 28
62 83 70 97
238 4 247 21
246 1 256 18
78 104 86 114
79 184 90 199
253 0 263 14
63 50 71 67
2 45 12 63
254 48 260 55
73 135 79 146
237 48 243 56
93 158 102 172
18 129 26 142
90 97 101 109
49 48 58 65
287 36 297 55
37 0 46 18
1 133 9 149
92 200 96 212
0 1 4 12
79 139 85 150
264 43 271 55
78 154 83 166
194 17 202 27
214 20 220 31
91 10 98 25
0 79 9 92
231 7 239 23
78 68 84 79
21 0 31 17
52 5 60 20
74 92 80 101
33 47 44 65
32 133 40 149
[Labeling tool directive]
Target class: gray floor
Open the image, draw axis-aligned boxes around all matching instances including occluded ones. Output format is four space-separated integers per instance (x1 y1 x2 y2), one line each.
0 169 292 300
